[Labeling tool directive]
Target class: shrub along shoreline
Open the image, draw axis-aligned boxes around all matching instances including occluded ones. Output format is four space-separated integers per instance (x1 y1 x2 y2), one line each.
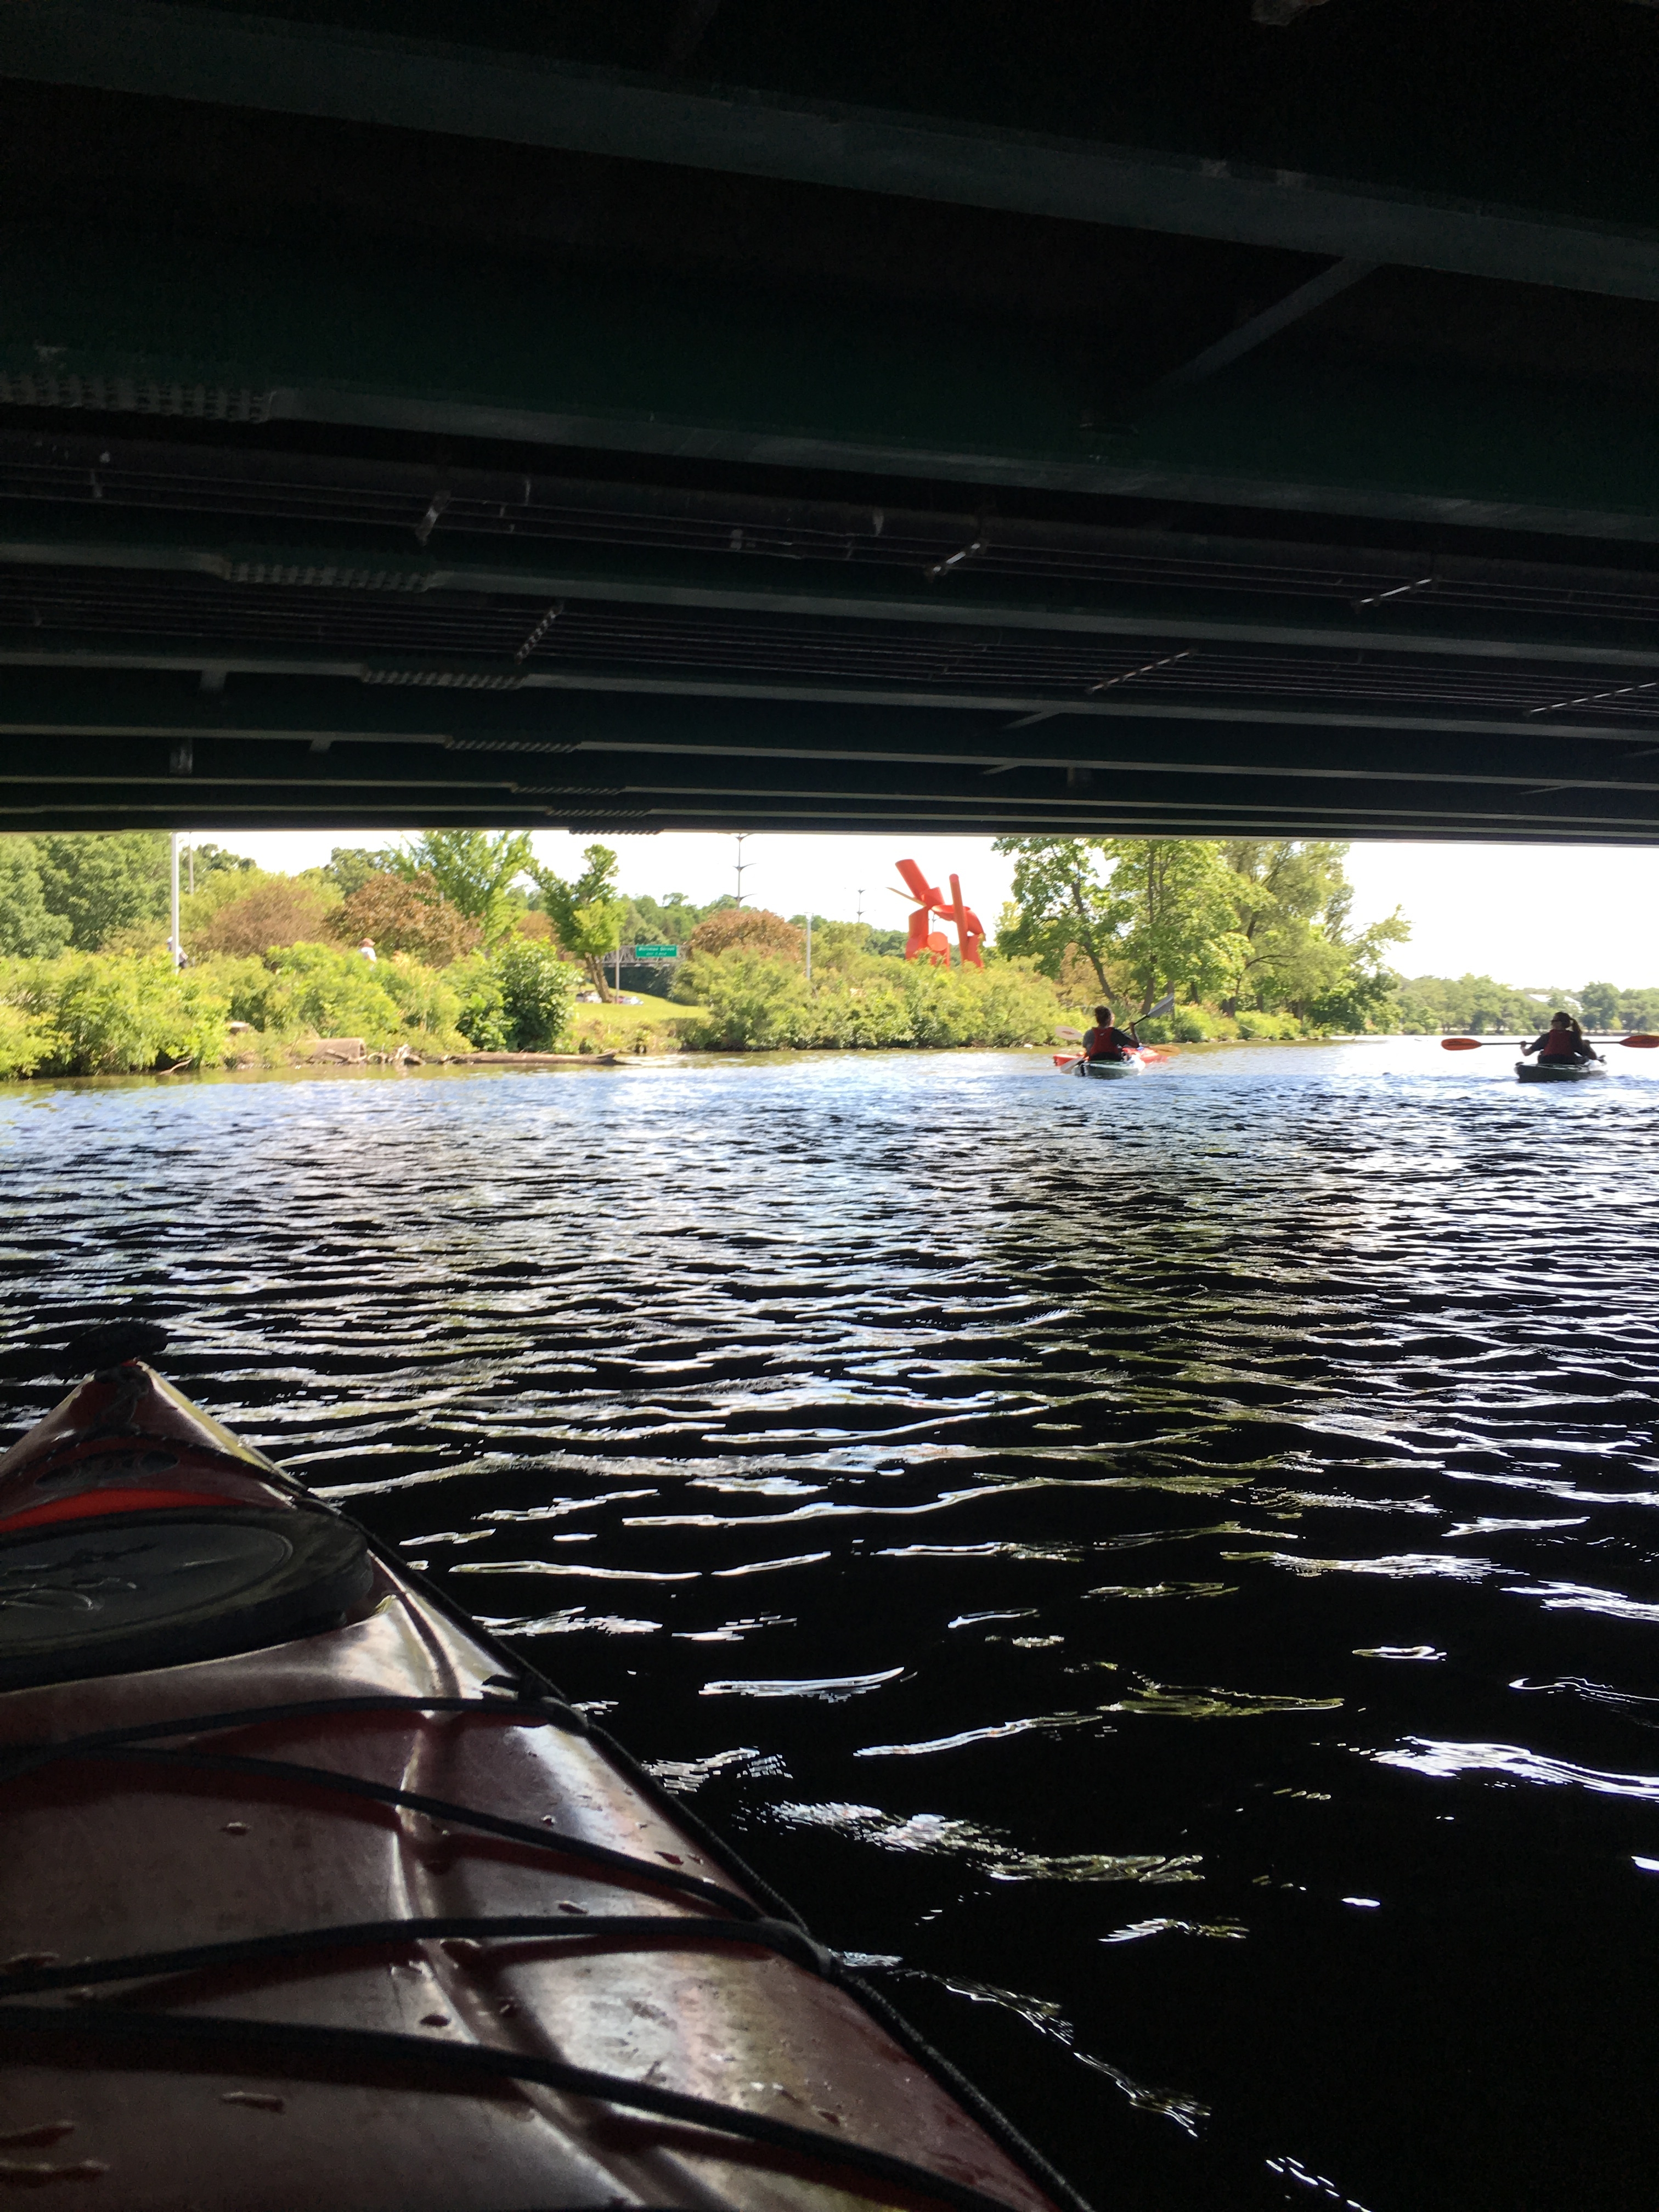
0 934 579 1078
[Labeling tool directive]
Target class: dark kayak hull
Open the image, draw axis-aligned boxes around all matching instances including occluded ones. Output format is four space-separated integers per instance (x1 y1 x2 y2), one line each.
0 1361 1075 2212
1075 1055 1146 1077
1516 1060 1607 1082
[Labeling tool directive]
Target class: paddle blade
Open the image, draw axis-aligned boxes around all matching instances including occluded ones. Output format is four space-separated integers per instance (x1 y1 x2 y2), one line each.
1618 1034 1659 1048
1055 1025 1084 1041
1145 991 1177 1021
1440 1037 1483 1051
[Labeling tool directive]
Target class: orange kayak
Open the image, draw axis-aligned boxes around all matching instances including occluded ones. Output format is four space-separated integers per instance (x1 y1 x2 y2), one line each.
0 1331 1082 2212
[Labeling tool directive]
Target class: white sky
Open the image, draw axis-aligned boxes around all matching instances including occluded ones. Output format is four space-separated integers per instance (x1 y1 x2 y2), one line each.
205 831 1659 987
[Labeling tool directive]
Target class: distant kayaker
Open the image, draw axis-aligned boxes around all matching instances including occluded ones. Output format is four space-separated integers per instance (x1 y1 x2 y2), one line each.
1521 1011 1601 1065
1083 1005 1141 1062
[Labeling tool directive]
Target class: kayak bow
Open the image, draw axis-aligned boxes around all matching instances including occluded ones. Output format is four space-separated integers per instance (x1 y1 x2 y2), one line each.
0 1347 1084 2212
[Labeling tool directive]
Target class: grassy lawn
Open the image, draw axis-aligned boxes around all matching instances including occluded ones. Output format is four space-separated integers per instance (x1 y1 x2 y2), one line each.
565 996 705 1054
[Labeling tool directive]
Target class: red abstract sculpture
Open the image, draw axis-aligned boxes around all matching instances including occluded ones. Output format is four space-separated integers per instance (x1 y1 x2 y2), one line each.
895 858 986 969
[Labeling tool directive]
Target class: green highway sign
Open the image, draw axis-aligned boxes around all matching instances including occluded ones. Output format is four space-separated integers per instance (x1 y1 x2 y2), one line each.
633 944 680 960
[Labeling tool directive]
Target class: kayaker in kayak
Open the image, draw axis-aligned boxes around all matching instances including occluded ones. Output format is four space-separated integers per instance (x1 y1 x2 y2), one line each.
1082 1005 1141 1062
1521 1011 1601 1066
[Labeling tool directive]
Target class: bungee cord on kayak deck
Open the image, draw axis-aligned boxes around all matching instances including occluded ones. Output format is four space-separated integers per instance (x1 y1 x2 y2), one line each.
0 1914 839 1998
5 1722 769 1920
0 2005 1065 2212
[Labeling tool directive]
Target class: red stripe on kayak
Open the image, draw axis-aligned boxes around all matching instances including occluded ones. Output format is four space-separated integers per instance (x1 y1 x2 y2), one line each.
0 1488 258 1535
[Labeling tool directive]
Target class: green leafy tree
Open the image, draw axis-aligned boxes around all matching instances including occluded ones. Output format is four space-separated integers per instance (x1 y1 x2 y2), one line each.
1223 840 1408 1025
389 831 534 945
996 835 1246 1013
1102 838 1248 1013
1223 840 1350 1013
325 847 391 899
185 842 255 885
1391 973 1557 1034
0 838 71 957
36 832 170 950
992 836 1125 992
532 844 629 1001
618 890 733 947
1579 980 1659 1034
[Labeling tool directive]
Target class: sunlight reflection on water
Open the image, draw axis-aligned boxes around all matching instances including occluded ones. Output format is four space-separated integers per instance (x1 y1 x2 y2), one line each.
1 1037 1656 2210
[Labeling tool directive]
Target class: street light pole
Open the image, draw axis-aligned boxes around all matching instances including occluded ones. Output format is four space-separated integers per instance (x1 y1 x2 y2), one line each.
169 831 182 969
733 833 749 907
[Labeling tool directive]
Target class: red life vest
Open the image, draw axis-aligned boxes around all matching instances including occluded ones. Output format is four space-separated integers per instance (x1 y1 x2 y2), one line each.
1539 1029 1578 1059
1085 1026 1136 1059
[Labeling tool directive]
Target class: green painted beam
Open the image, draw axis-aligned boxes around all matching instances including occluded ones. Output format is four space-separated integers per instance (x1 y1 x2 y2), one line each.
8 3 1659 302
9 508 1659 673
1 785 1652 839
9 228 1659 538
2 668 1657 779
1 731 1656 837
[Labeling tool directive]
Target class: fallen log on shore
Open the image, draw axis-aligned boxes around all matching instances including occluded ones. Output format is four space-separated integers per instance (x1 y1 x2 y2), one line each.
436 1050 624 1067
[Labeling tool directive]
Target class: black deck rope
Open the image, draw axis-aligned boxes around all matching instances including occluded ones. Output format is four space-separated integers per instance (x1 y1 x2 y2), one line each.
0 2004 1042 2212
0 1694 758 1920
47 1739 762 1920
0 1692 590 1783
0 1913 833 1996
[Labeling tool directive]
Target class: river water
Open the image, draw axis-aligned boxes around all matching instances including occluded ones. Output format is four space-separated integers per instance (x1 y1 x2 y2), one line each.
2 1040 1656 2210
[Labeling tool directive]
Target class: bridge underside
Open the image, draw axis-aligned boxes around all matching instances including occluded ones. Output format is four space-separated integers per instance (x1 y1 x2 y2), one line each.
5 1 1659 840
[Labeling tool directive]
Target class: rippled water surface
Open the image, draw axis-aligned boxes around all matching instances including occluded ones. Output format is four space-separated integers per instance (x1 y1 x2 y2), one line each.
4 1040 1658 2209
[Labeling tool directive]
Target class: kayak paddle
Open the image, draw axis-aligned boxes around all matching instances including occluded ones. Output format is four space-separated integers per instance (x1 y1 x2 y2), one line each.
1442 1034 1657 1051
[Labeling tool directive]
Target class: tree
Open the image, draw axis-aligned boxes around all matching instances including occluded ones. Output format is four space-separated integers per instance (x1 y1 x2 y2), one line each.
193 878 335 958
1392 974 1558 1034
388 831 534 945
325 847 390 898
0 838 71 957
1580 980 1659 1034
36 832 170 950
1100 837 1248 1013
1222 840 1407 1023
532 844 630 1000
328 872 482 966
618 890 734 947
994 835 1246 1012
186 843 254 885
991 837 1125 992
687 907 804 961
